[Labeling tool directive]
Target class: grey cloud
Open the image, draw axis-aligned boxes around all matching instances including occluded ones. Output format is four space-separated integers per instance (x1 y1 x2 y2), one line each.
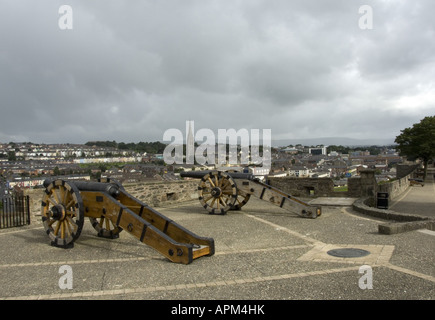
0 0 433 144
355 1 435 79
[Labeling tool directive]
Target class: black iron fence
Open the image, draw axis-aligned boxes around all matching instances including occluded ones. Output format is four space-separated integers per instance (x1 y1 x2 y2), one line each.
0 195 31 229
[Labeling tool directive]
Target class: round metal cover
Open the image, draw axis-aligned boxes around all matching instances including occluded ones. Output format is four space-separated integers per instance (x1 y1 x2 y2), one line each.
327 248 370 258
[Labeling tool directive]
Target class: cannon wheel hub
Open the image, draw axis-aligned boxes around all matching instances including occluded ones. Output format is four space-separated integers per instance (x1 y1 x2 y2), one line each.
50 204 66 221
211 187 222 198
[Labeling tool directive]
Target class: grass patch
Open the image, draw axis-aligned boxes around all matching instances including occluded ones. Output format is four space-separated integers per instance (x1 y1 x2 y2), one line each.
334 186 348 192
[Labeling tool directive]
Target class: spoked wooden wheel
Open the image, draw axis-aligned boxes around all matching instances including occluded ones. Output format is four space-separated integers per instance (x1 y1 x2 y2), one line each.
224 170 250 211
89 215 122 239
198 171 238 215
230 189 251 211
41 180 84 248
90 178 123 238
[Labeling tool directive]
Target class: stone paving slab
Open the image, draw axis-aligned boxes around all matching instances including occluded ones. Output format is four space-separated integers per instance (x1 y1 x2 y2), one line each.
298 243 395 265
0 197 434 302
389 168 435 218
309 197 359 206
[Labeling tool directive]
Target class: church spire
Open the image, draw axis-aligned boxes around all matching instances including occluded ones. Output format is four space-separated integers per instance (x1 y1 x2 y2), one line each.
186 120 195 164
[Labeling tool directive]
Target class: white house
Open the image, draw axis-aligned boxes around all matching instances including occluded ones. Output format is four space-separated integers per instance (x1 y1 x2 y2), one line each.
289 166 309 177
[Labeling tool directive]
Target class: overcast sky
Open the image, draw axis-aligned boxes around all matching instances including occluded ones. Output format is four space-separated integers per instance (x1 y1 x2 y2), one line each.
0 0 434 145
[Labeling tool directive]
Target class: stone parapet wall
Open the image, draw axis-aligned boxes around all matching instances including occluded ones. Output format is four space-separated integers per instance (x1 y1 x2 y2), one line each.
123 180 199 207
268 170 378 198
377 172 413 200
23 188 45 222
267 177 335 198
23 179 200 224
352 197 435 234
269 168 417 201
348 170 378 198
21 166 417 226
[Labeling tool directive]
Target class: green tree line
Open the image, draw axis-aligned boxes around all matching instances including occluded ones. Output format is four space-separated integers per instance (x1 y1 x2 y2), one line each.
85 141 167 154
326 145 396 155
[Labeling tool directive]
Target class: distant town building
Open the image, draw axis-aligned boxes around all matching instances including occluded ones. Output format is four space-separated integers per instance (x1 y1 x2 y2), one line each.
309 147 327 155
289 166 309 177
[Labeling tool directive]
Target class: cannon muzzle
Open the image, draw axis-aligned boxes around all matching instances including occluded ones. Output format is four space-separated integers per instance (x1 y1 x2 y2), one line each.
43 179 120 197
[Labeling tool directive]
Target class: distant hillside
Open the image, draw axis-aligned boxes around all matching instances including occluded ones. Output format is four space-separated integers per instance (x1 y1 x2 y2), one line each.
272 137 396 147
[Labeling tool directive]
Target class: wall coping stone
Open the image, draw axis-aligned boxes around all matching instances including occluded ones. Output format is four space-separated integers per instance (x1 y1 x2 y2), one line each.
352 197 435 234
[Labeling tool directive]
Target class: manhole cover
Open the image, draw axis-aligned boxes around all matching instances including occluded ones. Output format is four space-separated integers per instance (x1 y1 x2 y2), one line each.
327 248 370 258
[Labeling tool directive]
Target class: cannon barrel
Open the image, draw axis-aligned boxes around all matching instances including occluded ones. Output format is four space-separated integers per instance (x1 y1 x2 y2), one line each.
43 179 120 197
180 170 255 181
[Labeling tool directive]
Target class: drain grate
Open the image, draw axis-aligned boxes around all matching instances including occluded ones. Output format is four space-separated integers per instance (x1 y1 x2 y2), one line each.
327 248 370 258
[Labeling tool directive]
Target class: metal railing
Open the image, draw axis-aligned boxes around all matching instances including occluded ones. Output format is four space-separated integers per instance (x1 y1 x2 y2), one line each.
0 195 31 229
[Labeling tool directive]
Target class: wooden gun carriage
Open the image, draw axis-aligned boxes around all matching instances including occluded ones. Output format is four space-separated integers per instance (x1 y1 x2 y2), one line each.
40 178 214 264
180 170 322 219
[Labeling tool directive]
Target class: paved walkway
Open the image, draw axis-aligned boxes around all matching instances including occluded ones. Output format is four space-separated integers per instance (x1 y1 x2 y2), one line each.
389 168 435 218
0 192 434 303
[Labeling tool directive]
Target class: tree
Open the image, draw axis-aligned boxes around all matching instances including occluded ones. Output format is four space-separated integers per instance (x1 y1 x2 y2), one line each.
8 151 16 161
53 166 61 176
395 116 435 178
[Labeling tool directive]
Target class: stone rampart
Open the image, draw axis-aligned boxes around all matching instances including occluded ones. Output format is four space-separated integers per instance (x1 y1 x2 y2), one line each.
267 169 379 198
21 166 419 227
23 179 199 225
352 197 435 234
268 168 418 202
377 171 415 200
267 177 335 198
23 188 45 222
123 180 198 207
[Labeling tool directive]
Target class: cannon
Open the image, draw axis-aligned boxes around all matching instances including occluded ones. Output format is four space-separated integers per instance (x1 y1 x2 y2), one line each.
180 170 322 219
409 178 424 187
40 178 214 264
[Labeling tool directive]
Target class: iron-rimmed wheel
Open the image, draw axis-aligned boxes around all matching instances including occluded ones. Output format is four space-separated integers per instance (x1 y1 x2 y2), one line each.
198 171 238 215
90 178 123 238
224 170 250 211
230 189 251 211
41 180 84 248
89 215 122 239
